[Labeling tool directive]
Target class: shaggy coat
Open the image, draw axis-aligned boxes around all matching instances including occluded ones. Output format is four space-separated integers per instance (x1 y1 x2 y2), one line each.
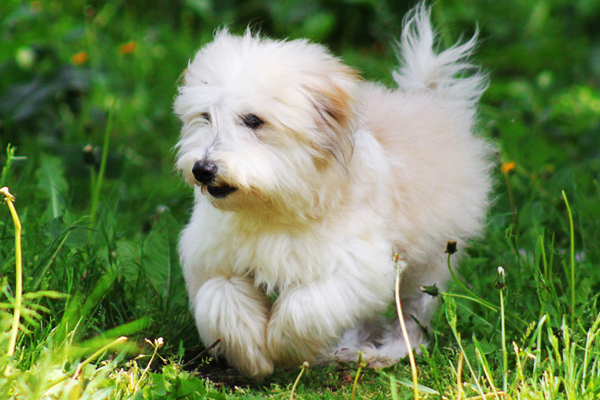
174 3 493 378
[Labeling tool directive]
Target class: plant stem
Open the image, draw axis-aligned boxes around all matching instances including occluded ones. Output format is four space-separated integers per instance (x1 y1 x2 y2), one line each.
290 362 309 400
136 338 163 393
351 351 364 400
394 256 419 400
500 289 507 393
1 187 22 357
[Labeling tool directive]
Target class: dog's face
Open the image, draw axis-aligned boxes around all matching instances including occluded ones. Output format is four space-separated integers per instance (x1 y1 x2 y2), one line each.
174 30 359 214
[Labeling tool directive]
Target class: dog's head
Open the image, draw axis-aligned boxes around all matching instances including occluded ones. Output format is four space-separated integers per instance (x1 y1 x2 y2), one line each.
174 30 360 215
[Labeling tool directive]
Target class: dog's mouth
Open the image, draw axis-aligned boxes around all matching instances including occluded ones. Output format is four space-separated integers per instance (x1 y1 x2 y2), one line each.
206 184 238 199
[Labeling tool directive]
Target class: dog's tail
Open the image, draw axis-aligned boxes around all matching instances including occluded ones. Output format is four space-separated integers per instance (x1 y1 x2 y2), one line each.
392 3 486 107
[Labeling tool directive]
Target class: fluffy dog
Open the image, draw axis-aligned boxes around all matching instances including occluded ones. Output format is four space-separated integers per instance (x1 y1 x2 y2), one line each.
174 3 492 379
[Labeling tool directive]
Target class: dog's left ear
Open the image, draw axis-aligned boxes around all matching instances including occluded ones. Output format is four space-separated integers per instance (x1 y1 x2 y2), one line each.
303 65 361 167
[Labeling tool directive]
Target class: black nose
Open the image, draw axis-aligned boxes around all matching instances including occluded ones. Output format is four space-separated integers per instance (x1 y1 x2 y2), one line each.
192 160 218 185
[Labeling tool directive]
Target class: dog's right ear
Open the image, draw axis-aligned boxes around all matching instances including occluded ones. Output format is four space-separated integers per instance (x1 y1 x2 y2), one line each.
303 65 361 168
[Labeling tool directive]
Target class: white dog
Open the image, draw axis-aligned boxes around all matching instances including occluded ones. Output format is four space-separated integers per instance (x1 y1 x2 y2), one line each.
174 3 492 379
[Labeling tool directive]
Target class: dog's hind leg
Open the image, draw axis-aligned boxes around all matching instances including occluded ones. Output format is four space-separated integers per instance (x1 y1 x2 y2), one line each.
192 275 274 379
325 292 431 367
323 317 385 365
371 292 431 367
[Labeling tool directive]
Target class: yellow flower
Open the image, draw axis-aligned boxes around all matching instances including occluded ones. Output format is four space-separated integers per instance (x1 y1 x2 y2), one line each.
119 42 137 55
72 51 88 65
501 161 515 174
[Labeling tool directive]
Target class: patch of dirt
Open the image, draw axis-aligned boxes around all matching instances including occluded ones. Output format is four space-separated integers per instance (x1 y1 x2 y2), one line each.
184 357 264 389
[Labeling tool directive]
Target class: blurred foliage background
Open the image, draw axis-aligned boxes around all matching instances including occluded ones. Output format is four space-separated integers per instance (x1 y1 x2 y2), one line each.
1 0 600 390
2 0 600 207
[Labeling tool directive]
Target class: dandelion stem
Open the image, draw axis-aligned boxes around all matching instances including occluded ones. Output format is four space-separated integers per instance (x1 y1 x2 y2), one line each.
1 187 23 358
290 362 309 400
495 266 508 393
500 289 507 392
394 255 419 400
136 338 163 393
351 351 364 400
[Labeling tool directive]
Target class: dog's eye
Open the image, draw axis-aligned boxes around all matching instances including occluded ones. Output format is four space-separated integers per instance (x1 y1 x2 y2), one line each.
200 112 211 122
241 114 263 129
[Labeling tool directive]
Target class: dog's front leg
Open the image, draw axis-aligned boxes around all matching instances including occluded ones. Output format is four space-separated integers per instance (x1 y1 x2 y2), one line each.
192 275 274 378
266 268 392 367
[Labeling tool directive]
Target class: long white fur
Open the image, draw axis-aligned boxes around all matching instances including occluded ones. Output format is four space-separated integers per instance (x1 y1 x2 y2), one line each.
174 3 493 378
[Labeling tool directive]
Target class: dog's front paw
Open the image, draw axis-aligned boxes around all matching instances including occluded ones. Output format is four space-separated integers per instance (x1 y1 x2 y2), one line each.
192 276 275 379
232 345 275 379
266 312 327 367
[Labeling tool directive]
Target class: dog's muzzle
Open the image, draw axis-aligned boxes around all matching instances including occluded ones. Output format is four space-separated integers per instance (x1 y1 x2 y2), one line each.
192 160 237 199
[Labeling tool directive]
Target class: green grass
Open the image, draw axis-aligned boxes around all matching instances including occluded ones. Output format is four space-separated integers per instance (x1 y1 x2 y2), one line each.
1 0 600 398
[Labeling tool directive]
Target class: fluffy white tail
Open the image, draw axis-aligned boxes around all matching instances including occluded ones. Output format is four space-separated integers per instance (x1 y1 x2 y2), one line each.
393 3 486 106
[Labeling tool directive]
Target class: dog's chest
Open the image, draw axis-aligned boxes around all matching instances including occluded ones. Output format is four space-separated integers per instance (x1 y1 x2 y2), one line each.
218 226 337 290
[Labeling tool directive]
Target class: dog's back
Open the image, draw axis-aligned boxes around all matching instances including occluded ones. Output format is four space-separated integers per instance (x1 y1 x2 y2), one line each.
361 3 492 272
332 4 494 365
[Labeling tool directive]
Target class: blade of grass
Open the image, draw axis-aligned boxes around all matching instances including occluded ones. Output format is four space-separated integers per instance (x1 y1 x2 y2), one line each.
30 230 72 291
0 145 16 188
446 248 504 316
389 374 399 400
446 245 526 331
89 102 116 229
561 191 576 325
445 295 487 398
473 335 501 400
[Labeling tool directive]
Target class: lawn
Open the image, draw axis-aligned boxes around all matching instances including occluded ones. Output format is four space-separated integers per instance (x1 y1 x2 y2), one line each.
1 0 599 398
